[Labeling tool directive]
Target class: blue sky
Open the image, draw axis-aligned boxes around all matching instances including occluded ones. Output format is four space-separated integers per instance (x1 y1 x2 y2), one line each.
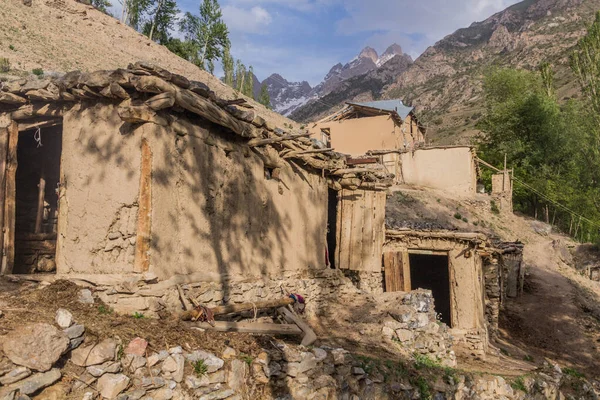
170 0 521 85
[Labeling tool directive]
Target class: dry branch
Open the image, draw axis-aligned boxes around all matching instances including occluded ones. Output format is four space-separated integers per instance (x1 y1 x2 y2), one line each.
247 132 310 147
186 321 302 335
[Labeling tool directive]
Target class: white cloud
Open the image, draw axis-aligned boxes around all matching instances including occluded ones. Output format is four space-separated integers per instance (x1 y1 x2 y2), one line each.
222 5 273 34
336 0 520 55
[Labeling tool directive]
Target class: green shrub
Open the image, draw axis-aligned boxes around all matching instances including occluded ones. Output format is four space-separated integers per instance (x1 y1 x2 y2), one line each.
239 353 254 366
523 354 534 362
133 312 145 319
8 45 15 51
563 367 585 379
32 68 44 76
462 217 468 223
510 376 527 393
454 212 462 220
193 359 208 376
0 58 9 73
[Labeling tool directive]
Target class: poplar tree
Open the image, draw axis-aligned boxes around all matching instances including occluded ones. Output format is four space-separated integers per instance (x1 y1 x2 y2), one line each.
258 83 272 109
92 0 112 13
242 66 254 98
222 46 235 87
120 0 151 30
143 0 179 43
179 0 230 73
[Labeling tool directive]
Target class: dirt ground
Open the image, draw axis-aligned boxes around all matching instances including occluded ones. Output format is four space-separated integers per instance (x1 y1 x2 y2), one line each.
388 186 600 380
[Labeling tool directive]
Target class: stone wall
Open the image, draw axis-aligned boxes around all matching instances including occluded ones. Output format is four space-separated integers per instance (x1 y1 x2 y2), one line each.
1 299 596 400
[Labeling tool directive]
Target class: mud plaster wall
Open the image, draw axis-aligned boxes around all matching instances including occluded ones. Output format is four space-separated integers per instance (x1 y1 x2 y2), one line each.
400 147 477 195
383 236 486 333
57 105 329 279
147 115 329 281
57 104 141 274
310 115 405 156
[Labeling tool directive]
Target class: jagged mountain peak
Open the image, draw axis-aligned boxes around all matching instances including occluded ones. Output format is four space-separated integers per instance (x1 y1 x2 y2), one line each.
358 46 379 63
382 43 404 57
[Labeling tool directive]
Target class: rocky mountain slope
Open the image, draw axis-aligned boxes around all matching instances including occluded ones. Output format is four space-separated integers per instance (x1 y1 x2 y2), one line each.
260 44 412 117
291 0 600 144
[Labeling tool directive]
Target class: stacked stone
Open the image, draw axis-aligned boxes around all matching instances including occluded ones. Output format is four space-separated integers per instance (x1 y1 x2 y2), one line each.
381 291 456 367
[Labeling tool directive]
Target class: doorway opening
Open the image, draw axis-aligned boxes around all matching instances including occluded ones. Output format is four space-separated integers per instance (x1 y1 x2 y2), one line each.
409 253 452 326
14 125 62 274
326 188 338 268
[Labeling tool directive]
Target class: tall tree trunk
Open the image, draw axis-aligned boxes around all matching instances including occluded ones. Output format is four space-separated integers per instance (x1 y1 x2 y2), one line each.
148 0 164 41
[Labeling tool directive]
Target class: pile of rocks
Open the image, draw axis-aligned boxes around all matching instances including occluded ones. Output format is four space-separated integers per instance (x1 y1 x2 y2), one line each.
380 291 456 367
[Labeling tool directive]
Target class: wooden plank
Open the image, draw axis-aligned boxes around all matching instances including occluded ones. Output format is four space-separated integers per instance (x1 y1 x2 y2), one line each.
383 252 401 292
339 190 354 270
247 132 311 147
179 298 295 320
16 233 57 241
1 122 18 275
15 240 56 253
402 251 411 291
187 320 303 335
361 192 377 271
134 139 152 273
346 157 378 165
349 189 364 271
277 307 317 346
0 124 9 272
373 192 386 270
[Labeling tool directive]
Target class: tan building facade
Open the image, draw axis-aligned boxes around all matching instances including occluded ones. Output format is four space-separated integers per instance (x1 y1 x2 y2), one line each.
309 100 425 157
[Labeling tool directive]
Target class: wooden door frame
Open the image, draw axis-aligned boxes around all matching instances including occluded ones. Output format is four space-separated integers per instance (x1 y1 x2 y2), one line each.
0 120 18 275
406 249 454 328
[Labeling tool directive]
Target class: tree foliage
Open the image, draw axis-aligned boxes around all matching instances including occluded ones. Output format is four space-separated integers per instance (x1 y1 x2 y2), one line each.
142 0 179 44
91 0 112 13
120 0 152 30
177 0 230 73
477 66 600 242
258 83 271 109
222 46 235 87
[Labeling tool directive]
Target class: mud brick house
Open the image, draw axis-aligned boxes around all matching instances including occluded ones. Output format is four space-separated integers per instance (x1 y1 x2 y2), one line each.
309 99 425 156
0 62 394 281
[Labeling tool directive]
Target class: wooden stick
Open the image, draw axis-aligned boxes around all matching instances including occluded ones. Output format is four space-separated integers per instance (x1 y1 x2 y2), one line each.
176 284 192 311
277 307 317 346
282 148 334 159
179 297 295 321
11 104 63 120
0 124 10 274
331 167 385 176
186 321 303 335
35 176 46 234
247 132 311 147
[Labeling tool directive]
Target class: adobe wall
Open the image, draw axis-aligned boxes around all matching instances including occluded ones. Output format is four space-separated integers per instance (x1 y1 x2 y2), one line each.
58 103 143 274
383 235 488 353
310 115 402 156
57 104 329 281
400 147 477 195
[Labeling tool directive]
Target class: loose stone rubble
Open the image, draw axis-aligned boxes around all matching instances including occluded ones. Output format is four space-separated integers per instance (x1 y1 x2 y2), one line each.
0 297 598 399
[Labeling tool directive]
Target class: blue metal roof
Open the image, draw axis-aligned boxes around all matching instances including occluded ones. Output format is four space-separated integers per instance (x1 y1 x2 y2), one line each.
347 100 414 119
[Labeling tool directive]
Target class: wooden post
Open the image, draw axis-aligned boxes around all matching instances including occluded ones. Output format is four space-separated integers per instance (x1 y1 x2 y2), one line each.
1 121 18 275
0 123 10 271
35 176 46 234
134 138 152 273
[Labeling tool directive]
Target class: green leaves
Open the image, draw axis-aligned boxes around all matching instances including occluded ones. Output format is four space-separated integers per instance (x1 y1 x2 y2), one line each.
258 83 272 109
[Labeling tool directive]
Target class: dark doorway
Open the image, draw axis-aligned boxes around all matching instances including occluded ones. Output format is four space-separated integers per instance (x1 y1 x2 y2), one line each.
14 125 62 274
409 253 452 326
326 188 338 268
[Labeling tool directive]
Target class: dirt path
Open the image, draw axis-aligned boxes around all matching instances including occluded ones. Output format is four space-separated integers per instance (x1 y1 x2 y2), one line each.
499 240 600 378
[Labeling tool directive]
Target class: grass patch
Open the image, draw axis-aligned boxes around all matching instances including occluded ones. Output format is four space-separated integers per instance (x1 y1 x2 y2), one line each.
0 58 9 73
412 376 432 400
8 45 15 51
239 353 254 366
193 359 208 376
133 312 145 319
563 367 585 379
97 304 113 315
32 68 44 76
117 344 124 361
510 376 527 393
